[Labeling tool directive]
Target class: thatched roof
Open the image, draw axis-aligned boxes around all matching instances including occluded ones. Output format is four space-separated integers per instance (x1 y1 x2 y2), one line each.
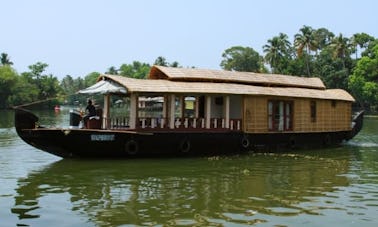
100 75 355 102
149 66 326 90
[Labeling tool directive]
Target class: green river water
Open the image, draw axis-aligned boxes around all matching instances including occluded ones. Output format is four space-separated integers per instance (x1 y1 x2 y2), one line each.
0 108 377 226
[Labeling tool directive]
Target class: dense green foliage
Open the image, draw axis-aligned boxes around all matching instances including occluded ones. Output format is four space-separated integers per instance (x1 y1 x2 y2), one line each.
1 26 377 111
349 44 378 110
220 46 266 72
220 26 377 111
0 61 61 108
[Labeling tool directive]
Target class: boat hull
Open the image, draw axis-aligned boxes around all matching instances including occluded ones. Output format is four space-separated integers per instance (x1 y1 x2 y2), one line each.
14 108 361 158
16 127 354 158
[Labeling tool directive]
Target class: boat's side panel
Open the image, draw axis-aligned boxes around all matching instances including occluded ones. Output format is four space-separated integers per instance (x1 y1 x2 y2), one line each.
16 129 245 158
16 128 351 158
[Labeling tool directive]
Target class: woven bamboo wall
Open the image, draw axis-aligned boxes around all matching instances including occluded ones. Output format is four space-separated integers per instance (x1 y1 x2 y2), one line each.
243 96 268 133
294 99 351 132
244 96 352 133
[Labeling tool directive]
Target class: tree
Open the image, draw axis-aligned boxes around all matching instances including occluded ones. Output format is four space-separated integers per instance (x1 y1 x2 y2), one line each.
84 72 101 87
348 44 378 110
263 33 292 74
153 57 181 68
8 77 39 107
61 75 75 93
294 25 317 76
285 55 310 77
72 76 88 105
313 28 335 51
329 34 354 75
19 62 62 107
330 34 351 59
62 73 102 106
0 65 18 108
60 75 77 104
0 53 13 66
39 74 62 100
361 38 378 58
220 46 263 72
351 33 375 59
22 62 49 92
170 61 180 68
106 66 118 75
22 62 48 99
154 56 168 66
119 61 151 79
313 46 350 89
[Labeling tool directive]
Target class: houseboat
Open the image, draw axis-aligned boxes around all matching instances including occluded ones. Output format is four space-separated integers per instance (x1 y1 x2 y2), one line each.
15 66 364 158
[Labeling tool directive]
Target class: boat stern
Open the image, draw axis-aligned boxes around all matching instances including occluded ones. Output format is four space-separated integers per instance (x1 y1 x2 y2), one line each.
347 110 364 140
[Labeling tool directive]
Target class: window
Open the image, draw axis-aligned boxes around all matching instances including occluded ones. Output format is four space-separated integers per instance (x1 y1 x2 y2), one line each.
331 100 337 108
310 101 317 122
268 100 293 131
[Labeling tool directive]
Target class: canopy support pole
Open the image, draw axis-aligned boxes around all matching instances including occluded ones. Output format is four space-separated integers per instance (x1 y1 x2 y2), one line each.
205 96 211 129
169 94 175 129
103 94 110 129
224 95 230 128
129 94 138 129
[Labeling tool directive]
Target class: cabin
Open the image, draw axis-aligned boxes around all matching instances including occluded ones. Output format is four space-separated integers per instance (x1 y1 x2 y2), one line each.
80 66 354 135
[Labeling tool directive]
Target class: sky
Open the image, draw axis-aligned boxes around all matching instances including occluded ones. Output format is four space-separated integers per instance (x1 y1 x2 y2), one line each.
2 0 378 79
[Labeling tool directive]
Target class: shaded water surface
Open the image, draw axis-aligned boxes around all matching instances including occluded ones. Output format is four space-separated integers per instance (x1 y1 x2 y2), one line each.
0 109 377 226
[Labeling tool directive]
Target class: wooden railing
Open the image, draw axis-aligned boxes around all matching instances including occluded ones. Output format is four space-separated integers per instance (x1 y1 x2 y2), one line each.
105 117 242 131
107 117 130 129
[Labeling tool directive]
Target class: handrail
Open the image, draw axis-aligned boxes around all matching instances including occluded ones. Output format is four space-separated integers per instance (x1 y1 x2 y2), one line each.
106 117 242 131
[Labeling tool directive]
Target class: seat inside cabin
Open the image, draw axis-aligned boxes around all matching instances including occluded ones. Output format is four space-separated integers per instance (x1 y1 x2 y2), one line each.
86 108 102 129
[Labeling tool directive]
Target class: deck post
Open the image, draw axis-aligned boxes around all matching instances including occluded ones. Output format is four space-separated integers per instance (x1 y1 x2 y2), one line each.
195 96 199 118
103 94 110 129
224 95 230 128
129 94 137 129
180 96 185 118
162 95 167 120
205 96 211 129
169 94 175 129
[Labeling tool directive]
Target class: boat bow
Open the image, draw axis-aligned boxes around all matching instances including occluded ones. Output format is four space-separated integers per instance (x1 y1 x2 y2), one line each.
14 108 39 131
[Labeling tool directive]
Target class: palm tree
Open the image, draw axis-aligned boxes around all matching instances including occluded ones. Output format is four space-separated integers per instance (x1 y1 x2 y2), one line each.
330 34 351 68
294 26 317 76
0 53 13 65
106 66 118 75
263 33 291 74
330 34 353 85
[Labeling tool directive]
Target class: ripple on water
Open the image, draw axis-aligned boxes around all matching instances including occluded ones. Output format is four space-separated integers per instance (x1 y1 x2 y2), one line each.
347 141 378 148
0 128 18 146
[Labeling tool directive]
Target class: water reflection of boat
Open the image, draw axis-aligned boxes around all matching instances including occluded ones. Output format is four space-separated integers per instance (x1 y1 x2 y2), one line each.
15 66 364 158
12 151 351 226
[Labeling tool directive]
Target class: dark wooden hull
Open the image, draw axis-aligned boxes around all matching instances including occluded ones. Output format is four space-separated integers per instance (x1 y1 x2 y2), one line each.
14 108 363 159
